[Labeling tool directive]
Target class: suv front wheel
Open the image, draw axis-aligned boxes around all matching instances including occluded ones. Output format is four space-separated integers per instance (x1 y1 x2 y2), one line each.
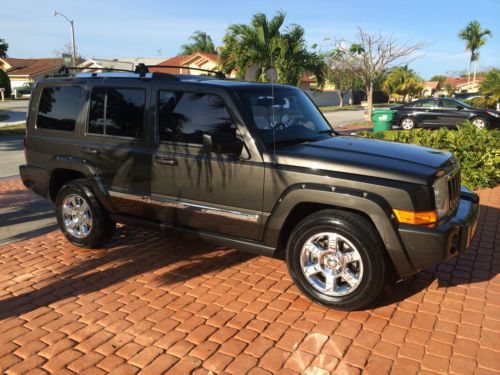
55 179 115 248
286 210 390 310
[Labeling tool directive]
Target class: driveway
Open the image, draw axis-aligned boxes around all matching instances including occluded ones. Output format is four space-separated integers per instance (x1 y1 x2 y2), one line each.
0 177 498 374
0 100 28 127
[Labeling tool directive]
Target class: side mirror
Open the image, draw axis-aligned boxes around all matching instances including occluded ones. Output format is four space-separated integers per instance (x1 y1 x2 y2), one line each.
203 133 244 156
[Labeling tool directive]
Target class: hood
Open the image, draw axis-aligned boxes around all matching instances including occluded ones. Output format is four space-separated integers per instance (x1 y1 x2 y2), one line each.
273 136 453 185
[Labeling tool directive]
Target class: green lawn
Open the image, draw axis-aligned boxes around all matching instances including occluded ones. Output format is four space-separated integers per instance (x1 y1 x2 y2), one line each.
0 123 26 137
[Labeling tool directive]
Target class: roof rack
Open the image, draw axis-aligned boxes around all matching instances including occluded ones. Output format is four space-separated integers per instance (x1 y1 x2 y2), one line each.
136 64 226 79
58 66 134 74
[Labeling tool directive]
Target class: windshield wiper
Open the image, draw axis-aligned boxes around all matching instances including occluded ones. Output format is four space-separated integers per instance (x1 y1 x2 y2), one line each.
270 137 318 149
318 129 336 135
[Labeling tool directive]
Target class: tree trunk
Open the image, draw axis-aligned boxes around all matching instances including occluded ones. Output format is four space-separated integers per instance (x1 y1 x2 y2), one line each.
468 57 472 84
473 60 478 83
339 91 344 107
367 83 374 123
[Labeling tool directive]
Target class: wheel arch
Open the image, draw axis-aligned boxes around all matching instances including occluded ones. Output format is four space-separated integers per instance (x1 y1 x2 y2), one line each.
263 185 415 277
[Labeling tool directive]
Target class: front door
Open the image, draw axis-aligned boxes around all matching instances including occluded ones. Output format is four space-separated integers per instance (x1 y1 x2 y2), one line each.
438 99 470 127
80 83 155 218
149 87 265 240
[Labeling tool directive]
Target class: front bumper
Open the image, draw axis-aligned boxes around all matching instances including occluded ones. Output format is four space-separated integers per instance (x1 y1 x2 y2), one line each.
398 187 480 273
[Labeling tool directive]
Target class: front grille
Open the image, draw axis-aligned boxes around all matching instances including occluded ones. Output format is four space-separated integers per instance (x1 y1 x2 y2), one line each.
448 170 461 213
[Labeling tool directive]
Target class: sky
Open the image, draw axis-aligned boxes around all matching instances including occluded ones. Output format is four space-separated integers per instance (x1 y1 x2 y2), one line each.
2 0 499 79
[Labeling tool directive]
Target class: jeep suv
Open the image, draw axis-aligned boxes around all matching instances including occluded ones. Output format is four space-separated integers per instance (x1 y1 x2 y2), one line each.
20 68 480 310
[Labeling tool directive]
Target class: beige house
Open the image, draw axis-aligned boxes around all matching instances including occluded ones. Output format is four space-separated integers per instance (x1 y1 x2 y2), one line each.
78 58 166 72
422 81 439 97
438 76 484 96
0 57 63 89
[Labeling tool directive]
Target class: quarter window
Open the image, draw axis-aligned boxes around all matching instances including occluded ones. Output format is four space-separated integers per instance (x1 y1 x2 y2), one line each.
88 87 145 138
158 91 236 144
37 86 82 131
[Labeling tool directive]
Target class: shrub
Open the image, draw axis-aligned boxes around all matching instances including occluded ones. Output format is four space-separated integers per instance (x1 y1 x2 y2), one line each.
357 121 500 189
0 69 11 97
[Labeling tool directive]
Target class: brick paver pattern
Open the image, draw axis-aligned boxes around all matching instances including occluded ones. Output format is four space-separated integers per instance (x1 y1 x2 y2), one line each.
0 178 499 374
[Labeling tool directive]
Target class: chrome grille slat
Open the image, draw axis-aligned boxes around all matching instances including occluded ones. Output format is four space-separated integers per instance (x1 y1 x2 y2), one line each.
448 170 461 214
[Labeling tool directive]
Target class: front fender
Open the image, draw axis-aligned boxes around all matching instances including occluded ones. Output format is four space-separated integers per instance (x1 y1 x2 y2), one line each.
263 184 415 277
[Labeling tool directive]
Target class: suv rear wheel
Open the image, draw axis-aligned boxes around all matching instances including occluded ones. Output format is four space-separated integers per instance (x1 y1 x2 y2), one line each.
286 209 390 310
55 179 115 248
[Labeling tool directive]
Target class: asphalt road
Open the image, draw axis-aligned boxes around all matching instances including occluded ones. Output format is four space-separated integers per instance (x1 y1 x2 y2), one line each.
322 109 365 127
0 100 29 126
0 136 25 178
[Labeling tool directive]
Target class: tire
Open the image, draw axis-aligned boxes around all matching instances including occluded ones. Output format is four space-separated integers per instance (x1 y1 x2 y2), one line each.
55 179 115 248
471 117 488 130
400 117 416 130
286 209 391 310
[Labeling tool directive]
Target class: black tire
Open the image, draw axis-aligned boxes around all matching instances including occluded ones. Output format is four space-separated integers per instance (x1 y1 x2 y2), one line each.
286 209 391 310
55 179 115 248
400 117 416 130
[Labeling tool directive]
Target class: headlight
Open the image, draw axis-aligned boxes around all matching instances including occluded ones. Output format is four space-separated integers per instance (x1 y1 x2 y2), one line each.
433 176 449 219
486 111 499 118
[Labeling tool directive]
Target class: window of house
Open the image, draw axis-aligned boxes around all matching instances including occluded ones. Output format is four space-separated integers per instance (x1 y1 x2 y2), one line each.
88 87 145 138
37 86 82 131
157 91 236 144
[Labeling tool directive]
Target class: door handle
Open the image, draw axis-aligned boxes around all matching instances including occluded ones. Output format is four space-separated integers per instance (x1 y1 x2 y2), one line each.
154 156 178 166
81 147 99 155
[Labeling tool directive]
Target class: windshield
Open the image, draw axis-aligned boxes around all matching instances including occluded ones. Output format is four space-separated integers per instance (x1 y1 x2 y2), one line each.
238 88 334 149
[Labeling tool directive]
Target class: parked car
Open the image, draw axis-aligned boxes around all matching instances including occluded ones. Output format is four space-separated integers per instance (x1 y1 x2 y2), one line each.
452 92 482 101
13 82 33 98
391 98 500 130
20 68 479 310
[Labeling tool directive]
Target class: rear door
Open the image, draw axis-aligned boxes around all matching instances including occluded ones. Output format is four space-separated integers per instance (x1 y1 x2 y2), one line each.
149 85 265 240
80 82 155 218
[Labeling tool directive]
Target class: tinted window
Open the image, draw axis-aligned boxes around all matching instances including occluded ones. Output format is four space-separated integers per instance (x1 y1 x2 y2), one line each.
89 87 145 138
37 86 82 131
413 100 437 108
439 99 460 109
158 91 236 144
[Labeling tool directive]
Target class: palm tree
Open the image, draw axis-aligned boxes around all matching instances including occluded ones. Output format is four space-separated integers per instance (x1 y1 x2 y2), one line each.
480 69 500 101
382 66 422 102
458 21 492 83
180 31 216 55
219 11 325 86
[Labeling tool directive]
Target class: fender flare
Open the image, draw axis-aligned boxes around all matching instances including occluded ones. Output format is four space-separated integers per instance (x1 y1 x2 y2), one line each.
263 184 415 276
49 156 115 213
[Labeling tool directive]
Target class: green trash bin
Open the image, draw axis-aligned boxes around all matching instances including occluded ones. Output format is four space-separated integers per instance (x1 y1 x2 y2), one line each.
372 109 396 132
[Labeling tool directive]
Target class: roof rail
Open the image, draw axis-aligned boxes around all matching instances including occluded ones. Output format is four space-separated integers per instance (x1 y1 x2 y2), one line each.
58 66 134 74
136 64 226 79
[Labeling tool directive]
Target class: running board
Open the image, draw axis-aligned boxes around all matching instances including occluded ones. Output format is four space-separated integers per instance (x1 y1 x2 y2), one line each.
110 213 276 257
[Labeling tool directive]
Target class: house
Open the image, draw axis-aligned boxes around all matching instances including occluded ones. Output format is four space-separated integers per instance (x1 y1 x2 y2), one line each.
78 58 166 72
0 57 64 89
439 76 484 96
422 81 439 97
151 52 223 75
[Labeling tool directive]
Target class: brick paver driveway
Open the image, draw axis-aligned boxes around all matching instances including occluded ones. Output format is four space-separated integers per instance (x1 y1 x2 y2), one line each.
0 178 499 374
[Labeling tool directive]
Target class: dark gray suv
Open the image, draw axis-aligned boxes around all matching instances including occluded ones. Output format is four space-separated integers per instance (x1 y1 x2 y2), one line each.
20 68 480 310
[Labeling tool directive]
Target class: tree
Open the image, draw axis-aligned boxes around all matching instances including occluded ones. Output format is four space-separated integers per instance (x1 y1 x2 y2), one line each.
480 68 500 101
382 66 423 102
0 38 8 58
219 11 326 87
458 20 492 83
330 29 423 119
326 50 363 106
53 43 85 65
430 74 447 90
180 31 216 55
0 69 11 97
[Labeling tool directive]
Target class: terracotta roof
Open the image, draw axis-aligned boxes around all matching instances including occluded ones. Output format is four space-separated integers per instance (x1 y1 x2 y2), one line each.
150 55 190 73
181 52 218 65
1 57 64 77
443 76 484 88
423 81 439 89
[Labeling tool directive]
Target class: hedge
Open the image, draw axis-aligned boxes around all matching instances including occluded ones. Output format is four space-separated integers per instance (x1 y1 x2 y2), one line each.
357 121 500 190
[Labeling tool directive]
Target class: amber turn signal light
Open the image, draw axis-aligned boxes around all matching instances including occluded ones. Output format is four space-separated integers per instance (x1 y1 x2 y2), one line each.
393 209 437 225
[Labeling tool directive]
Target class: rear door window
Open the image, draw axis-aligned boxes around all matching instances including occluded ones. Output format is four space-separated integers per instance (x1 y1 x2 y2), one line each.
37 86 82 131
88 87 146 138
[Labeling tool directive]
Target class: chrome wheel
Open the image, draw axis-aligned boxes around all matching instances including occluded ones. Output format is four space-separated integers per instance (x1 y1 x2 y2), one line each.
61 194 93 239
401 118 415 130
299 232 364 296
472 118 486 129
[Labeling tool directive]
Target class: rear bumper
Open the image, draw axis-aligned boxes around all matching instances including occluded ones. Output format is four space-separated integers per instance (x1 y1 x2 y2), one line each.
398 187 479 273
19 164 50 199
